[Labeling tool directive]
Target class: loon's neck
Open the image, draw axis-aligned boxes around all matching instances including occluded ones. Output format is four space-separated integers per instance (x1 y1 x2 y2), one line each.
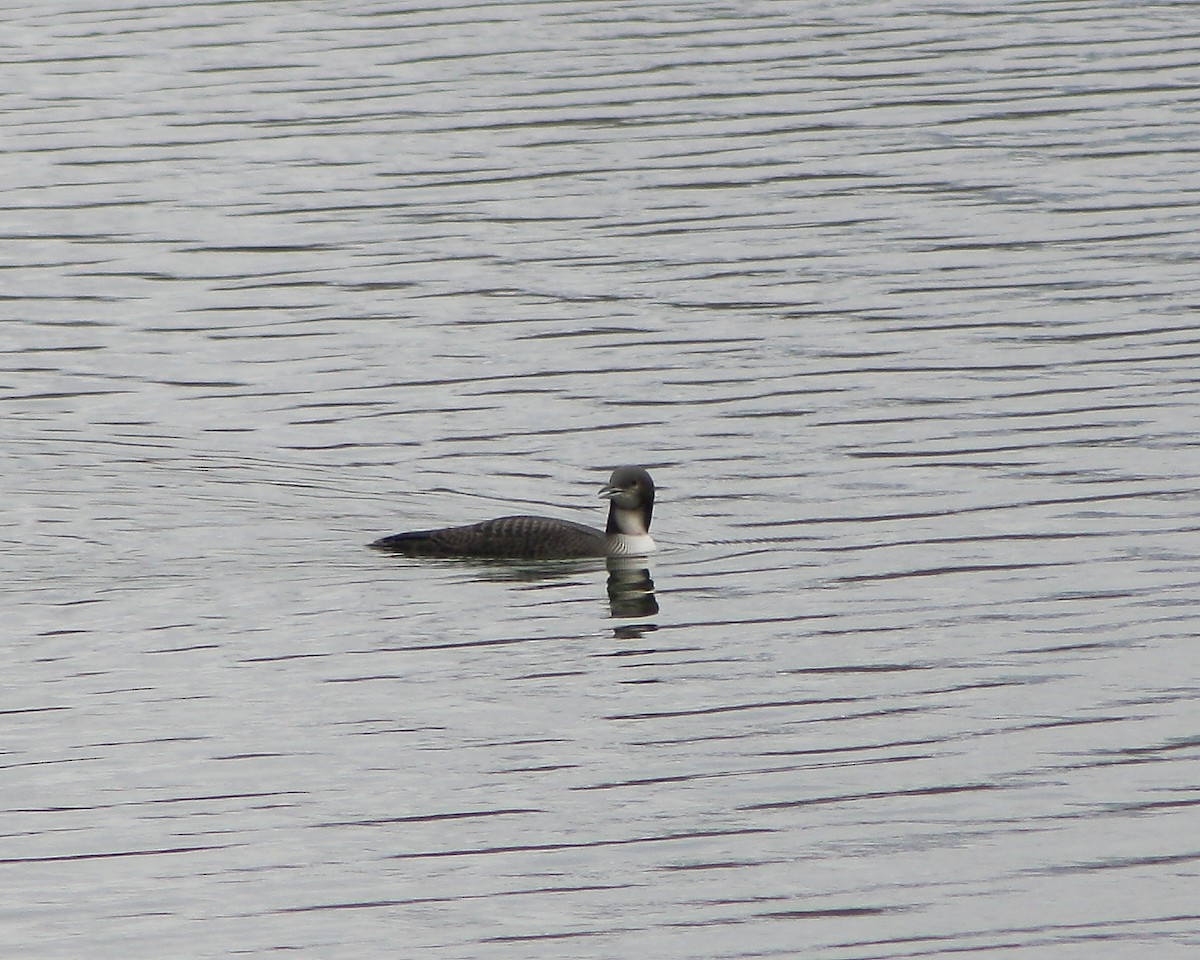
605 502 655 556
606 502 650 537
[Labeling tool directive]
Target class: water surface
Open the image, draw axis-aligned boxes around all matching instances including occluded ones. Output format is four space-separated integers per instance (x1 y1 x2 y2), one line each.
4 2 1199 958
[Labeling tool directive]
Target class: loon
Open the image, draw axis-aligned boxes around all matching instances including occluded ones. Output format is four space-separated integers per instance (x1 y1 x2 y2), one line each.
370 466 656 560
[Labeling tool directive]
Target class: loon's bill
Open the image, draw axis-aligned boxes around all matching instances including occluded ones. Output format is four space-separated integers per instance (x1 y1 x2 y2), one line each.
370 466 656 560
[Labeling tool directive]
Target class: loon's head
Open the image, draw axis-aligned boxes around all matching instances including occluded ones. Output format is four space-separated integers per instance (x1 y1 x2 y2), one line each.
599 466 655 537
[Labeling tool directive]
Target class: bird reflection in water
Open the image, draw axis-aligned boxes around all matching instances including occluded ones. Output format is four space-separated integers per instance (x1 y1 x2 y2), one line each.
423 556 658 619
606 557 658 618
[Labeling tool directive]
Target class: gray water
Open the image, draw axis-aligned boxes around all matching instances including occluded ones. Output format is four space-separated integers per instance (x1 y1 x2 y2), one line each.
4 2 1199 958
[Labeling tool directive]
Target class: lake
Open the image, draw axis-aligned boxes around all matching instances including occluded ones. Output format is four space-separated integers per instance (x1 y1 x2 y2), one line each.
3 2 1199 958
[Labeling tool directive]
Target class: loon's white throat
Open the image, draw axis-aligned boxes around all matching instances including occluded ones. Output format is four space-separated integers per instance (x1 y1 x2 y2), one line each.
603 501 655 557
371 466 657 560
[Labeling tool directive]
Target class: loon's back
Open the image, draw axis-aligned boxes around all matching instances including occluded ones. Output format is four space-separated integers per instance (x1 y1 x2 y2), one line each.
370 516 606 559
